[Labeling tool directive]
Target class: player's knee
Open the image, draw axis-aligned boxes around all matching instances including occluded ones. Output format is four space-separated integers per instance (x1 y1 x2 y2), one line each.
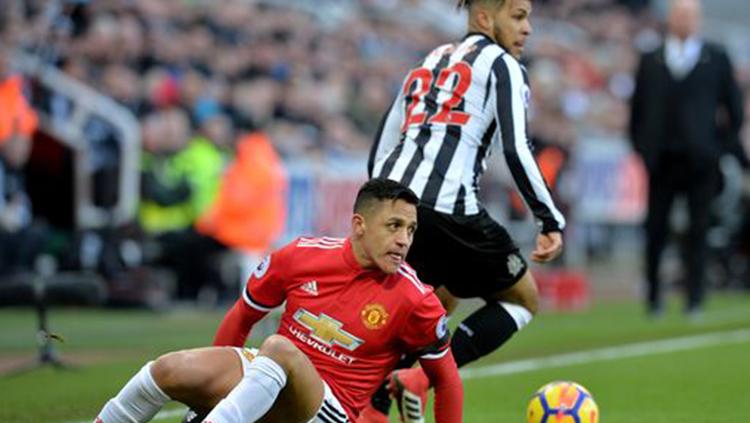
492 271 540 316
151 350 205 396
512 270 540 315
520 287 539 316
258 334 303 372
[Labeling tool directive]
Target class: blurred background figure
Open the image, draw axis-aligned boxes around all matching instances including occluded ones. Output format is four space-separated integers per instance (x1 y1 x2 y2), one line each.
195 128 288 293
138 107 227 304
0 45 47 279
0 0 748 310
629 0 746 317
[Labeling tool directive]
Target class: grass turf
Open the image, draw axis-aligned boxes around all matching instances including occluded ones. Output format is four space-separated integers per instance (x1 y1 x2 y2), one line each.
1 292 748 422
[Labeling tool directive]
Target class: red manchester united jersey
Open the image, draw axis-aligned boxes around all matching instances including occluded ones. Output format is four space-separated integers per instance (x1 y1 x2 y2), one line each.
243 236 450 420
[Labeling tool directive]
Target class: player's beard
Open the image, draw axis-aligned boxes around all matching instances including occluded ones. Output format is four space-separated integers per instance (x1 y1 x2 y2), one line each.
493 24 521 59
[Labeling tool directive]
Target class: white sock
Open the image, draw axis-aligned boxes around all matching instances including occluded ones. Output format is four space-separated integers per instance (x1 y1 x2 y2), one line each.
202 356 287 423
94 361 171 423
499 301 533 330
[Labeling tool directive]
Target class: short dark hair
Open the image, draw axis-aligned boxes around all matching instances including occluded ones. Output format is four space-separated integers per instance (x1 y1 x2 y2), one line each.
353 178 419 214
457 0 507 9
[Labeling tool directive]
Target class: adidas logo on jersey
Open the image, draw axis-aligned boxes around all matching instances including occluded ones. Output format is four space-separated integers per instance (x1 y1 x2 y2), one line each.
301 280 319 296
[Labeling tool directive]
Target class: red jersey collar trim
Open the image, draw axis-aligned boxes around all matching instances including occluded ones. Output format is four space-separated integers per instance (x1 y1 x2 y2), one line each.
342 238 361 270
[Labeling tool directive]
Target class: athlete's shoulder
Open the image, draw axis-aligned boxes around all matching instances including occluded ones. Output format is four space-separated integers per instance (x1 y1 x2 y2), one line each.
278 236 346 262
395 262 435 300
423 41 459 62
490 48 522 72
295 236 347 250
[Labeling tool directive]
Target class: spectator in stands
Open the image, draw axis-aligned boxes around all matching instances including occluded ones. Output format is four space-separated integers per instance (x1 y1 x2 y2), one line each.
139 107 227 302
629 0 745 316
195 127 288 287
0 48 47 277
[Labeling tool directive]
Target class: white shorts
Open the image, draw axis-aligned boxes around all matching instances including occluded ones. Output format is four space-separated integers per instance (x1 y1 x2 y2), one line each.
232 347 350 423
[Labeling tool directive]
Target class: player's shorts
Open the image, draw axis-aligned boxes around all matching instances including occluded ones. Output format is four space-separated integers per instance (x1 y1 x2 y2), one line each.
232 348 350 423
406 206 528 298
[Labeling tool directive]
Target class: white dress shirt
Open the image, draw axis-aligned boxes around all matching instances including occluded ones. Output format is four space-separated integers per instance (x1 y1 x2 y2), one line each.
665 35 703 79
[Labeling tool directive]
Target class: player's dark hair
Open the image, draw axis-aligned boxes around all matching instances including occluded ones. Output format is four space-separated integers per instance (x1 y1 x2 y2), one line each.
354 179 419 213
457 0 507 9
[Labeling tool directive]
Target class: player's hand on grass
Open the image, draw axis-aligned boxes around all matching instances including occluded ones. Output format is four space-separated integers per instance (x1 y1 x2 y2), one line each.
531 231 563 263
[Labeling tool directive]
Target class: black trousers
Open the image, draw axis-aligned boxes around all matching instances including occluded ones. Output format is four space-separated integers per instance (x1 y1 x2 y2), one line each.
644 154 718 310
0 223 50 277
157 228 227 300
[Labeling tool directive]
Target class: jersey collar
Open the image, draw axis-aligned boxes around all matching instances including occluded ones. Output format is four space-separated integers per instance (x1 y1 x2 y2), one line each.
342 238 361 271
464 31 494 43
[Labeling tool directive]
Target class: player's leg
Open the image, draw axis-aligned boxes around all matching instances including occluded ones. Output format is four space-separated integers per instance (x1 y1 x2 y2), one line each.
683 164 717 313
434 286 460 315
205 334 325 423
386 262 536 423
388 211 534 421
440 210 534 368
451 269 536 366
644 167 677 315
95 347 242 423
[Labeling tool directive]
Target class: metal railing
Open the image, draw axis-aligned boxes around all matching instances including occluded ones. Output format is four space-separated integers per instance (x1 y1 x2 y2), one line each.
12 52 141 229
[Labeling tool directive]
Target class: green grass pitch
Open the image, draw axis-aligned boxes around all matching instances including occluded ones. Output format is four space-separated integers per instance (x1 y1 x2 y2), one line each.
1 293 749 422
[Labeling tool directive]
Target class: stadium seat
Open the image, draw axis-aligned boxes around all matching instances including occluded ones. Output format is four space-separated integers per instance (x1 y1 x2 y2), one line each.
0 271 106 307
533 269 591 311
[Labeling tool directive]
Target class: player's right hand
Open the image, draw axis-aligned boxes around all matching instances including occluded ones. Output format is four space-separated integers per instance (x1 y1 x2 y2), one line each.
531 231 563 263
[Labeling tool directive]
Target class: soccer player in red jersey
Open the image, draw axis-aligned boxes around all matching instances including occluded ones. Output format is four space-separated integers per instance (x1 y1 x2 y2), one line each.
94 178 463 423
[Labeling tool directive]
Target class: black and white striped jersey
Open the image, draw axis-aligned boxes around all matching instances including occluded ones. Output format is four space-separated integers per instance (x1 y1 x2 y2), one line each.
368 32 565 233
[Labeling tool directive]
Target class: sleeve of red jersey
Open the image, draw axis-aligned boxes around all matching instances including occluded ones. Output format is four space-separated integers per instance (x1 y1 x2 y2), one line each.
213 242 294 346
243 243 294 311
419 349 463 423
398 292 450 355
399 292 461 421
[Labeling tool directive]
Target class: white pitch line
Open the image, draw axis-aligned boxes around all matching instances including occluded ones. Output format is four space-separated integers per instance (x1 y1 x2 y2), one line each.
67 407 187 423
71 329 750 423
460 328 750 380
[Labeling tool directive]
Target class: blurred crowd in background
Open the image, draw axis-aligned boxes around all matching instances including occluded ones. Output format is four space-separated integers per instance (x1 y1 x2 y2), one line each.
1 0 749 309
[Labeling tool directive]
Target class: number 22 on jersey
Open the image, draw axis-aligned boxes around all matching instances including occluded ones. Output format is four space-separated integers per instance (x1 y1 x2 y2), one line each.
401 61 472 132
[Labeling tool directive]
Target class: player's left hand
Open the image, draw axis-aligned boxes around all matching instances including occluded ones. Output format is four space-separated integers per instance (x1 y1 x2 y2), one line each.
531 231 563 263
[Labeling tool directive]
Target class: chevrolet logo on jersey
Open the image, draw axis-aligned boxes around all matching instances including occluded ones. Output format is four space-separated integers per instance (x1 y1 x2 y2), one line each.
293 309 364 351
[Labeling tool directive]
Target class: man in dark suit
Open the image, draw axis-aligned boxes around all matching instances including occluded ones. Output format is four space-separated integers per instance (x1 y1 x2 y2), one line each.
629 0 745 316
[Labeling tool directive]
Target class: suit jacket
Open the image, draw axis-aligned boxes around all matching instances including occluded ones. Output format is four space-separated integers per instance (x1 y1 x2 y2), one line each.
629 40 745 171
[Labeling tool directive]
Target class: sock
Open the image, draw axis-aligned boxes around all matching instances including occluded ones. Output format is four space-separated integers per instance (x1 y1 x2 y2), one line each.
450 301 532 367
201 356 287 423
95 361 171 423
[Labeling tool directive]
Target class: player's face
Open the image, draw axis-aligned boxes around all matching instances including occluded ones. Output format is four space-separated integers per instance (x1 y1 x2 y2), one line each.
492 0 533 59
668 0 701 40
358 199 418 274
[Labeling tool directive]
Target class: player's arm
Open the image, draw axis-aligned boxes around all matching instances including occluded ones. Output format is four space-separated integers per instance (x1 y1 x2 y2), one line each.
213 246 292 346
717 47 746 164
368 87 406 178
402 292 463 422
628 53 648 159
418 347 463 423
212 298 268 346
492 54 566 235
